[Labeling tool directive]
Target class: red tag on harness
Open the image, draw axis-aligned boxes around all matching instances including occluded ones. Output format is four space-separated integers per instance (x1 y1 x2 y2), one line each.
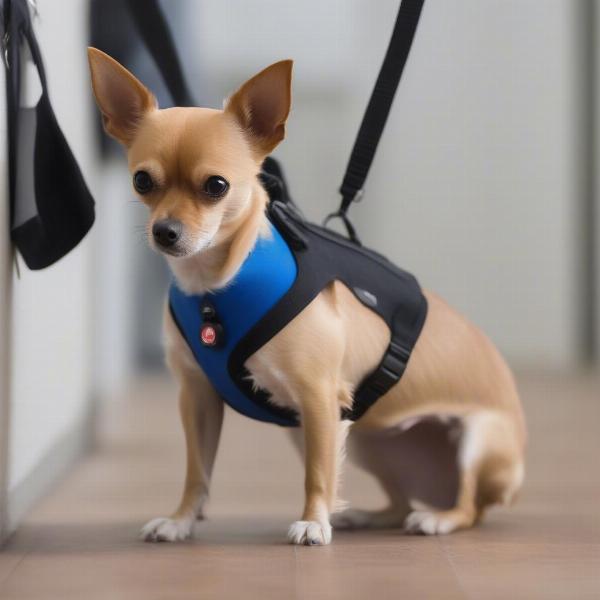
200 324 218 346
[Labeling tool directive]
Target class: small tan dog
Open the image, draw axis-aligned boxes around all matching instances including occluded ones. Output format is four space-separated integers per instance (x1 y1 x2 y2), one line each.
88 48 526 546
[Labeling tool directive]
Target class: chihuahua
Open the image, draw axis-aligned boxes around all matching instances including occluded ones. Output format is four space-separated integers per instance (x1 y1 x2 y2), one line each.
88 48 526 546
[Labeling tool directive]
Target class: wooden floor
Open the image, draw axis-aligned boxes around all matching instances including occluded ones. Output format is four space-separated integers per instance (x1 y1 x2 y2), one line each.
1 372 599 599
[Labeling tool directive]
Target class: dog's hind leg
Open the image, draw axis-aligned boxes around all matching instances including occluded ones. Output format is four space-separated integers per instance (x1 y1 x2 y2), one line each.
404 467 478 534
404 410 524 535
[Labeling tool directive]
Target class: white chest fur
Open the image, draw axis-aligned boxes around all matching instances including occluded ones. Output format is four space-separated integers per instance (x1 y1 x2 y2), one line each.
245 349 300 414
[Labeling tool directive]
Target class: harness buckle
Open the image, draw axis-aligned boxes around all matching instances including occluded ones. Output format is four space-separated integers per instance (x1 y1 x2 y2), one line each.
369 340 410 395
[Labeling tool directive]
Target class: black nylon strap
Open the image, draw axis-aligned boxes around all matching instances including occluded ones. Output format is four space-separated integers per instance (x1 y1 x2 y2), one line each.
332 0 425 242
4 0 50 216
124 0 194 107
342 332 411 421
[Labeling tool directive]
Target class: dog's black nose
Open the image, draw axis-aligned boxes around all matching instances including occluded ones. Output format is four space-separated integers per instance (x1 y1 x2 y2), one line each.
152 219 182 248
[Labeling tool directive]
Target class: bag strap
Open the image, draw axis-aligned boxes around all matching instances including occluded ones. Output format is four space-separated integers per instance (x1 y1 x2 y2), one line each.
124 0 194 107
325 0 425 244
3 0 50 215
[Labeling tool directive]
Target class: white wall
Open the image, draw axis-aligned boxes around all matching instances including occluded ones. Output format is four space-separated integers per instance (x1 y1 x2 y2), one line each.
188 0 585 367
3 0 97 533
356 0 582 367
0 29 12 542
595 1 600 362
92 158 136 398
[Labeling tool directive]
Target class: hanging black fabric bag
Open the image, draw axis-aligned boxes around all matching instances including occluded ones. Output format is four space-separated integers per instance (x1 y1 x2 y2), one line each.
3 0 95 270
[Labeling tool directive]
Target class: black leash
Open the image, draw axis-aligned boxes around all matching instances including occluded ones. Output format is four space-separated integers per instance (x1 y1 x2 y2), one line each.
124 0 194 107
325 0 425 244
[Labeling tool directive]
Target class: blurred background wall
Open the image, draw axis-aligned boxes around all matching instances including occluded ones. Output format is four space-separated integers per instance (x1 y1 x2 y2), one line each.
0 0 598 541
0 0 97 537
108 0 598 372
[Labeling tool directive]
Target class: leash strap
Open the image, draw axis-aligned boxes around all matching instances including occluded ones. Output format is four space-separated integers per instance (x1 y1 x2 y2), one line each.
327 0 425 244
124 0 194 107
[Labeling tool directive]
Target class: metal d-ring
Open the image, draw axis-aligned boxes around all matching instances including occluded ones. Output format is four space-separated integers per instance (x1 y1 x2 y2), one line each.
322 210 362 246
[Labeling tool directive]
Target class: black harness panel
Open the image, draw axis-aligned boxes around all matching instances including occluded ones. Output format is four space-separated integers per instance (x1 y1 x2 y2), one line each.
226 165 428 425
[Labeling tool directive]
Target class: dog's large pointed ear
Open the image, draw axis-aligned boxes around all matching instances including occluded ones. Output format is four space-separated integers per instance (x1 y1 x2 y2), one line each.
87 47 156 145
225 60 293 157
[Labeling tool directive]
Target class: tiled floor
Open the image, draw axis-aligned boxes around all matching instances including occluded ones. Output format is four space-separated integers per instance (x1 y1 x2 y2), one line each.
1 372 599 599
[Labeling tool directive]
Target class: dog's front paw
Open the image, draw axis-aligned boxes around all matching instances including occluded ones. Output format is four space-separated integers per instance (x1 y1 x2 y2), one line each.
287 520 332 546
140 517 193 542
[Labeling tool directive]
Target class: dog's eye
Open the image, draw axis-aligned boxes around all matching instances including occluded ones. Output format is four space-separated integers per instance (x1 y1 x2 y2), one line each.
203 175 229 198
133 170 154 194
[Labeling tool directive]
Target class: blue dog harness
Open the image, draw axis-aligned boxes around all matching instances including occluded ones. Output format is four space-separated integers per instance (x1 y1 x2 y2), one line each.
169 223 299 426
169 165 428 427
